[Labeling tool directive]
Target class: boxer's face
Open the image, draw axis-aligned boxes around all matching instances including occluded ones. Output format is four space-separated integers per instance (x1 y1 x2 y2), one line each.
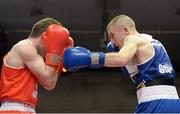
108 24 126 47
40 43 45 57
39 35 46 57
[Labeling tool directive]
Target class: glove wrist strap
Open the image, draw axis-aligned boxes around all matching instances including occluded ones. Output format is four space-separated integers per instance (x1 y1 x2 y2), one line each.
90 52 105 68
45 53 61 70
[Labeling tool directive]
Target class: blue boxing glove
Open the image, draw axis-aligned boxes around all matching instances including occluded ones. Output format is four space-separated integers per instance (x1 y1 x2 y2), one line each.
106 41 119 52
63 46 105 71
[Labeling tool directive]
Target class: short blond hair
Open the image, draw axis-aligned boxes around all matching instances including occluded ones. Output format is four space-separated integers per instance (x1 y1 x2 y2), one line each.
107 15 136 31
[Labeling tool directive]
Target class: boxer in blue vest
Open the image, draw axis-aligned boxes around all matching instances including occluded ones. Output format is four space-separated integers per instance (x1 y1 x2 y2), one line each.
63 15 180 113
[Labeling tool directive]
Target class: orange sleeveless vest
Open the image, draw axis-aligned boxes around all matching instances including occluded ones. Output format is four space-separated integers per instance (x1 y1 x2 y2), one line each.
0 64 38 106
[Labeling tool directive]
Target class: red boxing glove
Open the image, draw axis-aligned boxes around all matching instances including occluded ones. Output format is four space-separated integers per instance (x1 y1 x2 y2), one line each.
42 24 69 71
61 36 74 72
65 36 74 48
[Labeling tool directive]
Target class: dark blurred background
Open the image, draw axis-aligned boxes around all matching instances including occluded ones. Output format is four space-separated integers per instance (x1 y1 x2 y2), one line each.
0 0 180 113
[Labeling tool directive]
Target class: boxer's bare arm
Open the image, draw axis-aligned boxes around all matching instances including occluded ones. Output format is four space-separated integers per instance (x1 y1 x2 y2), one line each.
105 35 139 67
9 44 58 90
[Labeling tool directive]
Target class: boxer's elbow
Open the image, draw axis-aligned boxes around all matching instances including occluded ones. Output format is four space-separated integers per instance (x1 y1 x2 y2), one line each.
42 74 57 90
46 85 55 91
43 80 56 90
